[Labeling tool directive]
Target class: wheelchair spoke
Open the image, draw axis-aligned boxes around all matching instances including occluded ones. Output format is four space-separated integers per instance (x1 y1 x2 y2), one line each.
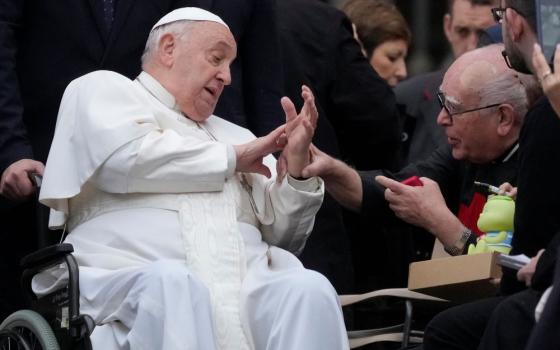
16 327 39 350
0 329 33 350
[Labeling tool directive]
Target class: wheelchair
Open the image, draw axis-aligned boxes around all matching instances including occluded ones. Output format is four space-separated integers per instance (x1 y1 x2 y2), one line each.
0 243 94 350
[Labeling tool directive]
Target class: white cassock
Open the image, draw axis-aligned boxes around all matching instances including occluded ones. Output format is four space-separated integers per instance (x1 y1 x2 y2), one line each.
35 71 349 350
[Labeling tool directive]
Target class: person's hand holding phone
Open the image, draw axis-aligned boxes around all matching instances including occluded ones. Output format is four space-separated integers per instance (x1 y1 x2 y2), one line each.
533 43 560 117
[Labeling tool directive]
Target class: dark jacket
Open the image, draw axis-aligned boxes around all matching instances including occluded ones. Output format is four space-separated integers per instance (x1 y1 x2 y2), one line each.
394 70 448 167
358 144 518 291
503 98 560 295
270 0 400 293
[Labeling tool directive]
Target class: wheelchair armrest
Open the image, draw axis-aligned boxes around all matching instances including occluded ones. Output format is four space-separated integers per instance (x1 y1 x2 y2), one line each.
20 243 81 321
20 243 74 270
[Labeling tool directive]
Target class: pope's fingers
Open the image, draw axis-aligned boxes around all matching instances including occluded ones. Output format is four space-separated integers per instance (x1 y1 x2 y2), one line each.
254 162 272 178
281 96 298 124
302 118 315 135
276 133 288 148
308 99 318 127
268 124 286 140
301 88 315 119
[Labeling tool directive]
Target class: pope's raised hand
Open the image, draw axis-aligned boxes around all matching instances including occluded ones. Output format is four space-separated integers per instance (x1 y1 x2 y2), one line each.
280 85 318 179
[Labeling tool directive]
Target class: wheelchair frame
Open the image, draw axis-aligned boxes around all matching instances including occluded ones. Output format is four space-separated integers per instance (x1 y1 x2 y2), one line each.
0 243 93 350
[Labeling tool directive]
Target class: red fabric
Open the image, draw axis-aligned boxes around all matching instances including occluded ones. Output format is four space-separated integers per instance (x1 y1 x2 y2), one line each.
458 192 487 237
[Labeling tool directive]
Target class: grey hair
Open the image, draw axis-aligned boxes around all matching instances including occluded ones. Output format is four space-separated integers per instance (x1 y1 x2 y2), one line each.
477 71 541 124
141 20 196 68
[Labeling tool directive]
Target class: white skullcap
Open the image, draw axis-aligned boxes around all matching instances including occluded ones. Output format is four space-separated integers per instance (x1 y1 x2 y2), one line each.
151 7 229 31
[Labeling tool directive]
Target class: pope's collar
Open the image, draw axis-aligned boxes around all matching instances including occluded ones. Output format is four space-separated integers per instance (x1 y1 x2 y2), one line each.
136 71 181 113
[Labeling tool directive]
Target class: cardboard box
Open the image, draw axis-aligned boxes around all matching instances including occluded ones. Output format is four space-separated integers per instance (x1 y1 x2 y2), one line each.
408 252 502 302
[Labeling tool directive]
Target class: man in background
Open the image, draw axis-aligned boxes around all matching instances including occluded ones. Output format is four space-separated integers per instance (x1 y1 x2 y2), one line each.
300 44 538 291
422 1 560 348
396 0 498 167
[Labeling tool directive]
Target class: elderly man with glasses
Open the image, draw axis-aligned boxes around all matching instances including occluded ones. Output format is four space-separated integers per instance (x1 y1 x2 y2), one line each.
420 1 560 349
298 44 540 285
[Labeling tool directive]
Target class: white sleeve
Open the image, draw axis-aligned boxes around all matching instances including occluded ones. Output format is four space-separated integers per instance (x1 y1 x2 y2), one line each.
91 128 236 194
257 175 324 255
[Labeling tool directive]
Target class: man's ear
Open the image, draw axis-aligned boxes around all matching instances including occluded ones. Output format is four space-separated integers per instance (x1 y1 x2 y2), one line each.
158 33 176 67
505 8 524 42
443 14 453 42
496 104 516 136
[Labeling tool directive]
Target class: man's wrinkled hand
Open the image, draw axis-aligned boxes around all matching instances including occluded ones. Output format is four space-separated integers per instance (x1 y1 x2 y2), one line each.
300 144 333 179
375 176 447 231
0 159 45 201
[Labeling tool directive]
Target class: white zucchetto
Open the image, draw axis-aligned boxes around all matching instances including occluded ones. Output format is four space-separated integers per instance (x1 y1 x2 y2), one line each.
151 7 229 31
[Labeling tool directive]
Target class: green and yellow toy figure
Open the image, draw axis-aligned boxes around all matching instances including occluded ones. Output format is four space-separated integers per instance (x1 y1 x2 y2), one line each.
468 195 515 255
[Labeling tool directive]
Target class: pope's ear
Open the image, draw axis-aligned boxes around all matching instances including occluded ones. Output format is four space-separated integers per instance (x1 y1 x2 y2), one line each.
158 33 176 67
496 104 515 136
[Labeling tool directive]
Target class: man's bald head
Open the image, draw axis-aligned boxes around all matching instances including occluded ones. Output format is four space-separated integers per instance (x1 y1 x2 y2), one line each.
437 44 540 163
444 44 539 115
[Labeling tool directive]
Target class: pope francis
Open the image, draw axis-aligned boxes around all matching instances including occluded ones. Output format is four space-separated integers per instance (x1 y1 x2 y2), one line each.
34 7 348 350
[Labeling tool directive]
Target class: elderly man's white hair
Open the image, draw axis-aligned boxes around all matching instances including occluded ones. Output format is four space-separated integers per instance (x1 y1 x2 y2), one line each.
141 7 229 68
475 45 540 124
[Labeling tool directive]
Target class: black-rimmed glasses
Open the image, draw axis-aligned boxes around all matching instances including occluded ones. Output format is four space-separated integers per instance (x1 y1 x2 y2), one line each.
491 7 506 23
491 6 525 24
501 50 514 69
437 90 502 120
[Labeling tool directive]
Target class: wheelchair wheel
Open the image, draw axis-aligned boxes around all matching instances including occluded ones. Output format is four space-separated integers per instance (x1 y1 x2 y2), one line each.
0 310 60 350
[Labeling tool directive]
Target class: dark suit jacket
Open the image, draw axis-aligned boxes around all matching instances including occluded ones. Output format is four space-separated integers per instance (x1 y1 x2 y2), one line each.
211 0 283 131
526 247 560 350
394 70 448 167
271 0 400 293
